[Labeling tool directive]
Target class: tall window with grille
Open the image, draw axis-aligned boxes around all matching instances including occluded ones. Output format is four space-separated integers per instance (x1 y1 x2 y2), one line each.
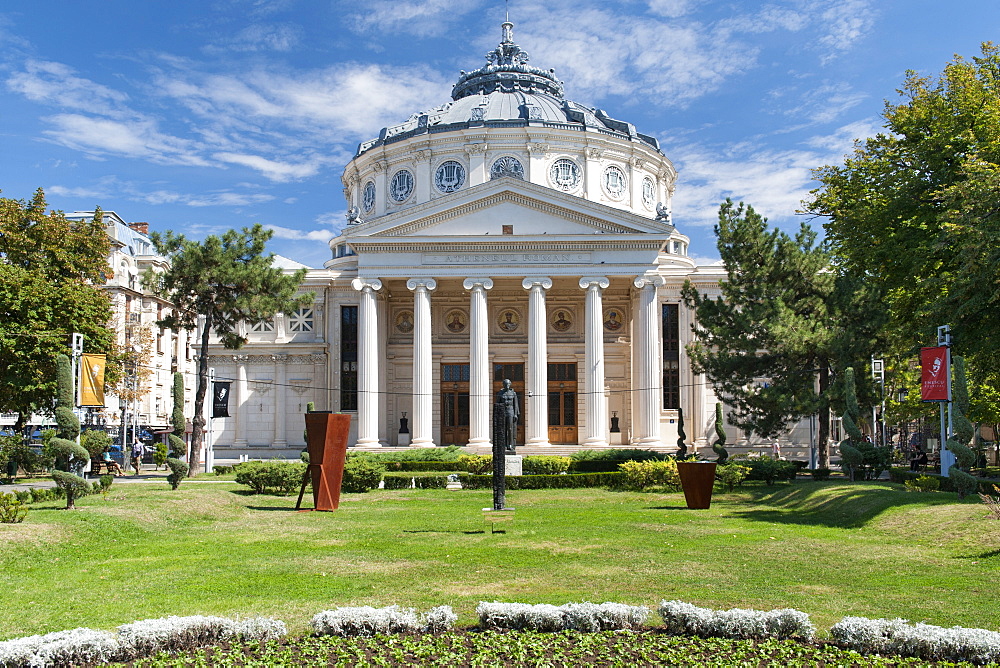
341 305 358 411
662 303 680 409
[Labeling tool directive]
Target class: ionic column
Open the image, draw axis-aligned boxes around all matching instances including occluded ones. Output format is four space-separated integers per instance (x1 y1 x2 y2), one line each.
633 275 666 447
351 277 383 446
463 278 494 446
233 355 248 448
272 355 287 447
407 278 437 447
522 276 553 446
580 276 610 446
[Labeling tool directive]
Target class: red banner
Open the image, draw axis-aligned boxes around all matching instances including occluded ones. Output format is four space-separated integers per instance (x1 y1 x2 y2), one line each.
921 346 950 402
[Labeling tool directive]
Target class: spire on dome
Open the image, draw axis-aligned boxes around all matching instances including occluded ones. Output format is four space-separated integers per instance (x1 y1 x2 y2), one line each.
451 21 564 100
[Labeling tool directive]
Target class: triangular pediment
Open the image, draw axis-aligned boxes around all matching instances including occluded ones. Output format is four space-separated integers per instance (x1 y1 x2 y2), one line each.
344 178 675 241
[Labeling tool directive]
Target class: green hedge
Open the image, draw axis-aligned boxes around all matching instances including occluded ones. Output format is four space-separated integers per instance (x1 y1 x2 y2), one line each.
741 457 798 485
383 473 450 489
348 445 462 463
568 460 622 473
888 467 995 494
381 461 466 472
523 455 571 475
458 472 622 490
235 460 307 495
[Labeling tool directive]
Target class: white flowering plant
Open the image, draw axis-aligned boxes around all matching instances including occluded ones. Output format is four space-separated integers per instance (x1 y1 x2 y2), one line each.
310 605 456 637
830 615 1000 664
658 600 815 640
476 601 648 632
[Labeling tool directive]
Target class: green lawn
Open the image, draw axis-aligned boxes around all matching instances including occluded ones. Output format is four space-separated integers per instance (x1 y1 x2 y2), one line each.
1 480 996 641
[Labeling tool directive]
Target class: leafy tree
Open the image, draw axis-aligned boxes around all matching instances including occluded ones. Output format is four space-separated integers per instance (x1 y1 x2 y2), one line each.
0 189 118 425
144 224 310 475
807 43 1000 373
681 199 885 468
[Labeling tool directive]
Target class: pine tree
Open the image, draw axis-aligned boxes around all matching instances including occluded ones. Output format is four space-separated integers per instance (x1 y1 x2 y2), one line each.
144 224 311 475
682 199 885 468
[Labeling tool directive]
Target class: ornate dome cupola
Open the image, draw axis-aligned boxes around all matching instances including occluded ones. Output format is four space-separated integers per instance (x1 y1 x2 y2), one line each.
451 21 565 100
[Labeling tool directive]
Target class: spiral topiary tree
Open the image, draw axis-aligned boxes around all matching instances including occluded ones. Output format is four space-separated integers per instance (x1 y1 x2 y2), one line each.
711 403 728 464
947 355 979 497
54 354 80 442
838 367 865 482
675 407 687 459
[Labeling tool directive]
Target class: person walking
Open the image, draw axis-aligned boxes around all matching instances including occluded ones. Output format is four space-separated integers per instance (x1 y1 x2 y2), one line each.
130 438 145 475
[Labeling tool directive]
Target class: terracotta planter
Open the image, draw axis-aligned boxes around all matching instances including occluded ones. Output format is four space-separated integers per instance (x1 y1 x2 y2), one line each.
304 412 352 511
676 461 717 509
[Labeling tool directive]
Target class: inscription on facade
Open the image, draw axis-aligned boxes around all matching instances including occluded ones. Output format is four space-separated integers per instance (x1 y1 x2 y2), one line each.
423 252 591 265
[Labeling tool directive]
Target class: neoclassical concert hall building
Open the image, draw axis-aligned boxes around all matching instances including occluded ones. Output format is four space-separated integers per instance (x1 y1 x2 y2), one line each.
205 23 733 453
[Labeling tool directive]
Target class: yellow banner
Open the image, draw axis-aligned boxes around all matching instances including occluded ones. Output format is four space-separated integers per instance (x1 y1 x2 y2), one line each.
79 354 106 407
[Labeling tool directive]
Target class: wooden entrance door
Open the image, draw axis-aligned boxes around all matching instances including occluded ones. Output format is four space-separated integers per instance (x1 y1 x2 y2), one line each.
492 363 525 446
547 362 578 444
441 363 470 446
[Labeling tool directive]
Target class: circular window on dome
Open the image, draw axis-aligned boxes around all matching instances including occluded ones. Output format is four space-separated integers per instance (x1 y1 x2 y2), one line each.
362 181 376 212
389 169 414 202
434 160 466 193
642 176 656 209
549 158 581 191
603 165 627 199
491 156 524 180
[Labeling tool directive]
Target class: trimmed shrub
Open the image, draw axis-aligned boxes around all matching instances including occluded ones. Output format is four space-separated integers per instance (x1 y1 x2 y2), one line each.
54 406 80 442
889 467 993 495
949 465 979 499
341 458 385 493
310 605 455 637
522 455 571 475
47 437 89 474
458 472 622 490
568 459 622 473
382 473 450 489
741 456 797 485
51 470 92 509
715 462 750 491
0 492 28 523
213 465 234 476
830 615 1000 664
381 461 466 472
349 445 462 463
457 454 493 474
98 474 114 493
167 434 185 458
234 460 306 495
619 459 680 491
476 601 648 632
80 429 112 461
658 600 815 640
166 458 189 490
905 475 941 493
810 467 832 481
571 449 666 462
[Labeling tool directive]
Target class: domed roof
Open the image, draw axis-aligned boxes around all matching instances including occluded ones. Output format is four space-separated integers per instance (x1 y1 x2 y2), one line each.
356 22 661 157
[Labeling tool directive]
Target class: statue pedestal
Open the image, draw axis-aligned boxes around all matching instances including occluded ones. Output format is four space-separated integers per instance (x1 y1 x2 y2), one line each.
504 454 523 476
398 432 411 446
608 431 623 445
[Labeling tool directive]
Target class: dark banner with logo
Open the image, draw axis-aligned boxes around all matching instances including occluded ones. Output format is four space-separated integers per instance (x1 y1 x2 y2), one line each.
212 381 232 418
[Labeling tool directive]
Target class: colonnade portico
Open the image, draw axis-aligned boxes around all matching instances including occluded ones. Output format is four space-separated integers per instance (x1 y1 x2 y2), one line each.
348 272 667 449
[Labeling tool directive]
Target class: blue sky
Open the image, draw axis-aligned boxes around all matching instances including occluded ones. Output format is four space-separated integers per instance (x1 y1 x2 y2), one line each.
1 1 996 268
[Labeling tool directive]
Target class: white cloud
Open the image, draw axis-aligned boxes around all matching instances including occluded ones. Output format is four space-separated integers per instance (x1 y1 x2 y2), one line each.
646 0 700 19
41 114 210 167
215 152 324 182
264 223 334 241
772 81 868 124
813 0 877 63
211 23 302 52
342 0 481 37
670 118 883 231
153 61 452 139
6 60 129 112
